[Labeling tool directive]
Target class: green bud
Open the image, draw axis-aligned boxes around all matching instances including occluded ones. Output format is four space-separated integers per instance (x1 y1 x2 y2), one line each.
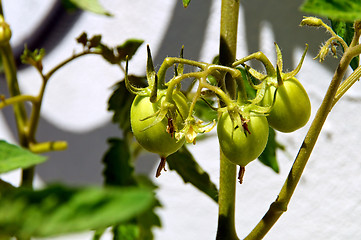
0 16 11 45
300 17 323 27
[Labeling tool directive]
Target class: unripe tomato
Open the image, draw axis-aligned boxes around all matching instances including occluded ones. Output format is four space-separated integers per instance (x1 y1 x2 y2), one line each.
217 112 269 167
262 77 311 133
130 91 189 157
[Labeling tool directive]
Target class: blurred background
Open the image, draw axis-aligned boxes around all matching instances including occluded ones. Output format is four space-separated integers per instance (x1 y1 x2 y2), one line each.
1 0 361 239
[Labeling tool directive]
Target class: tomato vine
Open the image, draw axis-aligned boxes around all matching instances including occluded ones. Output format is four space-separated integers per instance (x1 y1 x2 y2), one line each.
0 0 361 239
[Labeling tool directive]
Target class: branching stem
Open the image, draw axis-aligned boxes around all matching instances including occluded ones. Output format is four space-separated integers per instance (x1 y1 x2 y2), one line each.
245 30 361 240
216 0 240 239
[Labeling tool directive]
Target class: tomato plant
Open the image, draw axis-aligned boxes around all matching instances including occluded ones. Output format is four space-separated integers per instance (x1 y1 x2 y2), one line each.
0 0 360 240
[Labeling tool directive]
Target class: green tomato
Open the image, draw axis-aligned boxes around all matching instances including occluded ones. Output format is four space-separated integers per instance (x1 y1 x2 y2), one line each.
130 91 189 157
262 77 311 133
217 112 269 167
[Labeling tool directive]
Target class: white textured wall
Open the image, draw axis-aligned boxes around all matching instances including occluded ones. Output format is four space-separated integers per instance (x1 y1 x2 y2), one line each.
1 0 361 239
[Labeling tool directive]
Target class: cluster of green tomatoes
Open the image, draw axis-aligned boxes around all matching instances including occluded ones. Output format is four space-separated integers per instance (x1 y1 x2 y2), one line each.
127 44 311 180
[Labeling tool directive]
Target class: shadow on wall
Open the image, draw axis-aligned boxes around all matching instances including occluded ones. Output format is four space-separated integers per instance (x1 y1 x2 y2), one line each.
1 0 336 185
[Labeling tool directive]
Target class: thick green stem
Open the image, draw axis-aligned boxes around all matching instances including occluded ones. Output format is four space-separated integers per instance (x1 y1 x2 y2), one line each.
0 44 27 142
244 41 355 240
216 0 240 239
217 152 238 240
219 0 239 100
0 42 35 189
0 4 35 189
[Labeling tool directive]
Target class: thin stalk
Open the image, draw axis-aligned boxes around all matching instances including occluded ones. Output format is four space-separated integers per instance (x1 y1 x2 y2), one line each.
186 79 204 118
244 40 356 240
332 64 361 107
0 95 37 109
202 82 234 106
216 0 240 239
157 57 207 86
165 71 203 102
27 77 46 142
232 52 276 77
28 50 104 143
321 21 348 51
45 50 99 79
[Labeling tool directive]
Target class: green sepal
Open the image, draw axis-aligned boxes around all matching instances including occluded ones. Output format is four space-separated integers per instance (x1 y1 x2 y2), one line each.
124 57 149 96
108 75 147 131
275 43 283 72
182 0 191 8
283 44 308 80
276 65 283 86
146 45 158 103
177 46 185 76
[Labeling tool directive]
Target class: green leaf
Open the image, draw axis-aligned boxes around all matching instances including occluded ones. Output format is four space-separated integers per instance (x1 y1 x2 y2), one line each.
301 0 361 22
331 20 354 45
258 128 284 173
61 0 112 16
0 184 154 238
167 146 218 202
114 224 139 240
99 44 118 64
114 195 161 240
331 20 359 70
89 35 102 49
182 0 191 8
0 179 15 191
0 140 47 174
116 39 144 62
76 32 88 47
193 99 218 123
135 193 162 240
238 67 257 100
99 39 143 65
76 32 103 50
102 139 161 239
102 138 135 186
108 76 147 131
